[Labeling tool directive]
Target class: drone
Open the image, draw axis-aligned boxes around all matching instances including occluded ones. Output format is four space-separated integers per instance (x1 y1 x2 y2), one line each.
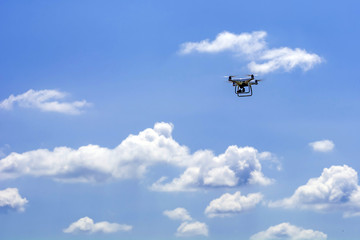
226 74 262 97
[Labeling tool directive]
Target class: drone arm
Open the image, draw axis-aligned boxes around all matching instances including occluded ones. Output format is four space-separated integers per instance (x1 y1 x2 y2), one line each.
249 80 259 85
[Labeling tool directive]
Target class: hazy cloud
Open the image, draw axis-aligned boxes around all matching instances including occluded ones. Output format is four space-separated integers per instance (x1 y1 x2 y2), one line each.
269 165 360 217
176 221 209 237
179 31 322 74
205 191 263 218
0 144 10 158
309 140 335 152
0 122 275 191
0 188 28 212
164 208 192 221
250 222 327 240
0 89 89 114
63 217 132 234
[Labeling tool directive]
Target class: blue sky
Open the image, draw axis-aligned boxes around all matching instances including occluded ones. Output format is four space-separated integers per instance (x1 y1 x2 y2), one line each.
1 1 360 240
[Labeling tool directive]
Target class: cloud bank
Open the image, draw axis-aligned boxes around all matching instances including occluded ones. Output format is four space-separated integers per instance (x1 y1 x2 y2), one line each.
0 122 275 191
269 165 360 217
179 31 322 74
205 191 263 218
309 140 334 152
0 188 28 212
250 222 327 240
63 216 132 234
0 89 89 114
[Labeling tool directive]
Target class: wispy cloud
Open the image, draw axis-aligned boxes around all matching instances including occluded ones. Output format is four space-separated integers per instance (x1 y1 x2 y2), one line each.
269 165 360 217
250 222 327 240
0 144 10 158
0 89 90 115
0 122 275 191
248 47 322 74
63 217 132 234
179 31 267 55
309 140 335 152
0 188 28 212
205 191 263 218
179 31 322 74
176 221 208 237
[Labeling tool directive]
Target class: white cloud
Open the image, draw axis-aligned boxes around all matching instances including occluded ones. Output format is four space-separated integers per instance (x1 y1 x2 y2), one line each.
205 191 263 218
250 222 327 240
150 144 274 191
0 188 28 212
248 47 322 74
179 31 322 74
269 165 360 217
176 221 208 237
0 89 89 114
309 140 334 152
164 208 192 221
63 216 132 234
164 208 208 237
179 31 267 55
203 166 238 187
0 122 274 191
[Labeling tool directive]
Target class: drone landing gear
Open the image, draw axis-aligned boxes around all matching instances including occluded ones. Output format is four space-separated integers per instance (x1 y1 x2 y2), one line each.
235 85 252 97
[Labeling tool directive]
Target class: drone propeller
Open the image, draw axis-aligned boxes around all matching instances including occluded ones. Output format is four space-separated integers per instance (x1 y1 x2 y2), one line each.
253 79 264 84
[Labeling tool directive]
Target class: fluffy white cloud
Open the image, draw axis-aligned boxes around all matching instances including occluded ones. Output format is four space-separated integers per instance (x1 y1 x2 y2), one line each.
0 89 89 114
63 216 132 234
164 208 208 237
150 144 274 191
0 188 28 212
176 221 208 237
205 191 263 218
0 122 274 191
179 31 322 74
269 165 360 217
309 140 334 152
250 222 327 240
164 208 192 221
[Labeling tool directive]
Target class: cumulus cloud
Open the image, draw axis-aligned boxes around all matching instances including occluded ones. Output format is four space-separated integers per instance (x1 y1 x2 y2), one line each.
0 89 89 114
176 221 209 237
179 31 322 74
164 208 208 237
0 188 28 212
309 140 334 152
164 208 192 221
0 122 274 191
205 191 263 218
63 216 132 234
250 222 327 240
269 165 360 217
